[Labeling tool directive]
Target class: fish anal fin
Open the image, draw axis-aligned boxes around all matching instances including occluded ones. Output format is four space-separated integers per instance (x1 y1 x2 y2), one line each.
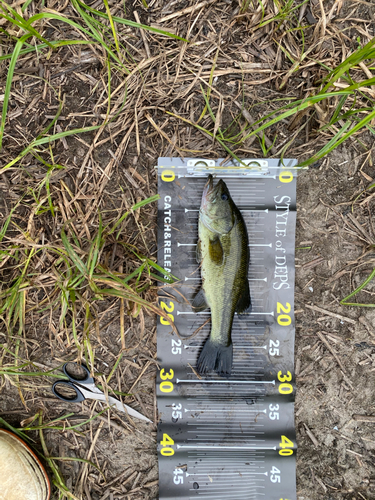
236 281 252 314
209 237 223 265
191 289 209 312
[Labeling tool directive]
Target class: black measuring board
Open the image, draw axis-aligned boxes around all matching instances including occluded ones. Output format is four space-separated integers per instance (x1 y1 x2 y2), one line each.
156 158 298 500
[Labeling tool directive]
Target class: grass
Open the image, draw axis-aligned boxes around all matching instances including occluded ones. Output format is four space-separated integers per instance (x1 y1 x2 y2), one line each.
0 410 109 500
0 3 182 496
0 193 176 339
165 0 375 168
340 267 375 307
0 0 179 346
2 0 373 170
168 33 375 168
1 0 375 496
0 0 186 150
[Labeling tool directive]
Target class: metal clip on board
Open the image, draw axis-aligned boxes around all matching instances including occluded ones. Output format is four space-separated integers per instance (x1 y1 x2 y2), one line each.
186 159 270 177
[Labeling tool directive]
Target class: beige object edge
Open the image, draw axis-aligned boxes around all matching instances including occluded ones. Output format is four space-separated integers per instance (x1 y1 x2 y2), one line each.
0 429 50 500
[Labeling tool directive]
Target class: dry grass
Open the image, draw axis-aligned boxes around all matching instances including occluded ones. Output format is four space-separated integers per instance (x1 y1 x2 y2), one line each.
0 0 375 498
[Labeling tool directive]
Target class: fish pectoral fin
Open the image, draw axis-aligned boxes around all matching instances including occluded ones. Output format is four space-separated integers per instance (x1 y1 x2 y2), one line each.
196 239 202 263
236 281 252 314
191 289 209 312
208 237 223 265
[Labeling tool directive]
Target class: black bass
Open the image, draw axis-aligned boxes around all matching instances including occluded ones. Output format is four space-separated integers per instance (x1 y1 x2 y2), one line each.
193 175 251 376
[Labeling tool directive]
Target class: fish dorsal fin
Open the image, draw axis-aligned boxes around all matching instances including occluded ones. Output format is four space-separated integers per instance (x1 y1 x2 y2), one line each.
196 239 202 263
236 281 252 314
191 289 209 312
209 237 223 265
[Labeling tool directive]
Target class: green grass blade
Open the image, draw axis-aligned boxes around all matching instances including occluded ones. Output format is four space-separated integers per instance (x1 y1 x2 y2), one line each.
106 352 123 384
73 0 187 41
321 37 375 92
299 108 375 167
88 213 103 279
60 229 88 276
200 85 224 140
107 194 160 235
0 33 32 149
103 0 120 54
21 0 33 11
340 268 375 307
236 91 352 143
0 40 93 62
328 94 349 126
27 11 125 69
0 5 54 47
1 123 102 172
0 417 32 442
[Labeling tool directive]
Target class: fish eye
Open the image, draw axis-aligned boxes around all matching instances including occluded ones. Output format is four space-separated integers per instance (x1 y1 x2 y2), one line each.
221 193 228 201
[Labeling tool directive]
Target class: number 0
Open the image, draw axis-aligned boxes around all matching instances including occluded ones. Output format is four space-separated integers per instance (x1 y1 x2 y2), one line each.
277 314 291 326
279 383 293 394
161 170 175 182
161 447 174 456
279 448 293 456
160 381 173 392
279 171 293 183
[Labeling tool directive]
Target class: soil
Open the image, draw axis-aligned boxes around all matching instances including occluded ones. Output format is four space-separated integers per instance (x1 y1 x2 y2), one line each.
295 150 375 500
1 0 375 499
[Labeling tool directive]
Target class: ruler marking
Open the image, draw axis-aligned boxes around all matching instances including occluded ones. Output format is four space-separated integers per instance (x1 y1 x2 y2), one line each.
186 472 268 478
185 409 266 413
189 492 266 499
177 311 274 316
177 379 275 385
178 242 272 248
177 445 276 450
184 208 269 213
189 457 266 461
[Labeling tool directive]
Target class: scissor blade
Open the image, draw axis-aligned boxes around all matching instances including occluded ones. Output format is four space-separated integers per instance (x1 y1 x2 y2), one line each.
108 395 153 423
78 386 152 423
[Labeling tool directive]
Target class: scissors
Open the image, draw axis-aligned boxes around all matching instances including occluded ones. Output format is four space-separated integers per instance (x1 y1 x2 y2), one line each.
52 362 152 423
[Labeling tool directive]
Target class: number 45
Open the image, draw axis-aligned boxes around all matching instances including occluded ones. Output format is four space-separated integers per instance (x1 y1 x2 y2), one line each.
174 468 184 485
270 466 280 483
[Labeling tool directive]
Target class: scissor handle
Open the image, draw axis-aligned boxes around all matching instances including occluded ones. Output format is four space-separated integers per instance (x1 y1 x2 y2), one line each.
62 362 94 385
52 380 86 403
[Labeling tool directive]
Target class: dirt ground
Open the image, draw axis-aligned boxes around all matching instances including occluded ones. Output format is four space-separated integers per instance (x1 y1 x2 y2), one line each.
1 0 375 499
295 150 375 500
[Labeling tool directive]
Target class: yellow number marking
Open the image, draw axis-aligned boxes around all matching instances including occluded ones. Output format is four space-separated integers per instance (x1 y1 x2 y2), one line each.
160 301 175 325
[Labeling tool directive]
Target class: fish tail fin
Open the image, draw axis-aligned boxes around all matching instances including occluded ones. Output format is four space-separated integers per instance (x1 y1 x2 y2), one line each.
197 339 233 377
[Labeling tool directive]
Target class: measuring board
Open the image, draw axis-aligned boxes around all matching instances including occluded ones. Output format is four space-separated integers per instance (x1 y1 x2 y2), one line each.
156 158 298 500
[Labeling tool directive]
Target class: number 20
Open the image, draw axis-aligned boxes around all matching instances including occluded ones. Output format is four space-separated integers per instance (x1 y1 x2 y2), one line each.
277 302 291 326
160 301 174 325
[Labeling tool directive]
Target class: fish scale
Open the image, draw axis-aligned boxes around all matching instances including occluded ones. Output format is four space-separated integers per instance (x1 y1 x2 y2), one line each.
157 158 299 500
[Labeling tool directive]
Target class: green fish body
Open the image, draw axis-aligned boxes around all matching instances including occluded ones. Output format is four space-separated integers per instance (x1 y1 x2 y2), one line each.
193 175 251 376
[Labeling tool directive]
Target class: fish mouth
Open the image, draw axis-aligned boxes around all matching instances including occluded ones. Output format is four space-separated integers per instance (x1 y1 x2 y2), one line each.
202 175 226 206
202 174 214 203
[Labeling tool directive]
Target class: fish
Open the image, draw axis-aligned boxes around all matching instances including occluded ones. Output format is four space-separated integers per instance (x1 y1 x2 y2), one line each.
193 174 251 376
